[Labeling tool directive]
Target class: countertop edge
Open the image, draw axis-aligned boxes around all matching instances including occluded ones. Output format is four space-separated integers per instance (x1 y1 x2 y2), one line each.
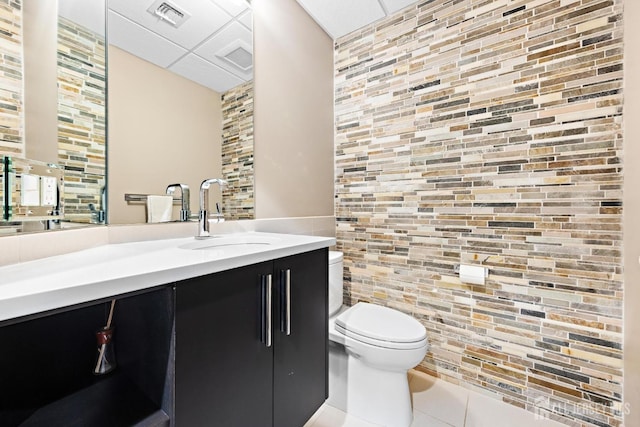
0 234 335 324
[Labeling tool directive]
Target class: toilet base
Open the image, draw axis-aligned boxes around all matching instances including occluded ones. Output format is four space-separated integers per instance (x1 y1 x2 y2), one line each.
327 345 414 427
346 354 413 427
327 341 348 411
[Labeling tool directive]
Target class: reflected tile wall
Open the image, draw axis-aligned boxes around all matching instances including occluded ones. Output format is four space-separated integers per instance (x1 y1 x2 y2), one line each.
334 0 623 426
57 16 106 223
0 0 23 157
221 80 254 220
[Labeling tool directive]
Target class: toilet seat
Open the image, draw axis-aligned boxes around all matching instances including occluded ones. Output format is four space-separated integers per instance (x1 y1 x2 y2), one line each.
335 303 427 350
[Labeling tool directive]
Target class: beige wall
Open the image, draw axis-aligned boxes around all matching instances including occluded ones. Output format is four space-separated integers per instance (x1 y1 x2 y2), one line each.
253 0 335 219
107 46 222 224
624 0 640 423
23 0 58 163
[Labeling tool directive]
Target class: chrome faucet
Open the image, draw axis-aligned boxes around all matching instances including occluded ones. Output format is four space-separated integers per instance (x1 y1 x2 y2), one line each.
197 178 227 239
89 185 106 224
166 183 190 221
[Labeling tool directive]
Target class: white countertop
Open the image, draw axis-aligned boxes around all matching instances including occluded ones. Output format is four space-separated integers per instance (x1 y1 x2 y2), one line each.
0 232 335 323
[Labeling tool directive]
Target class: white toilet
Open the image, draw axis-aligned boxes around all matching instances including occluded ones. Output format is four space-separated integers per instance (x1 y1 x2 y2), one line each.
327 251 428 427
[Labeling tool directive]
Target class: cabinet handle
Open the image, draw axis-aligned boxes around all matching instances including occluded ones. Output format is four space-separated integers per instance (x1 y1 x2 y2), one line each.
280 269 291 336
265 274 273 347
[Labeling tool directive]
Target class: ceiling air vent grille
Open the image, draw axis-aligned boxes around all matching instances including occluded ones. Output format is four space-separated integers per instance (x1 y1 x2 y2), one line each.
147 0 190 28
216 40 253 72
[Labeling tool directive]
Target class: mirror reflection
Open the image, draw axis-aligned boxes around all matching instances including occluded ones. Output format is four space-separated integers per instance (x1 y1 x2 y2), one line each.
0 0 107 232
107 0 254 224
0 0 254 234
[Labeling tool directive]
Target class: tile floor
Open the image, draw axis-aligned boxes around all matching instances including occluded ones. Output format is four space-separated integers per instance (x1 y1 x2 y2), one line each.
304 370 566 427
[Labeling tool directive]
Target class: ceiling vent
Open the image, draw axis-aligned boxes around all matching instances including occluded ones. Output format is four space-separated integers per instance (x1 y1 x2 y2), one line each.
147 0 190 28
216 40 253 72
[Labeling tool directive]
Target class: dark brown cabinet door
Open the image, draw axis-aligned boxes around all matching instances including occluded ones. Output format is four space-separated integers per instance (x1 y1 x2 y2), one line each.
175 249 328 427
176 261 274 426
273 250 328 427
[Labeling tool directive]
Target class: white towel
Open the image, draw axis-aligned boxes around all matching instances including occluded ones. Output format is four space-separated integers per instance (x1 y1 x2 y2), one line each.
146 195 173 223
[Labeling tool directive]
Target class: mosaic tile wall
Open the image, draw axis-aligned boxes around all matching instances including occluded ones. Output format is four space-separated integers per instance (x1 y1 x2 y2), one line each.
57 16 106 223
334 1 624 426
0 0 23 157
221 80 254 220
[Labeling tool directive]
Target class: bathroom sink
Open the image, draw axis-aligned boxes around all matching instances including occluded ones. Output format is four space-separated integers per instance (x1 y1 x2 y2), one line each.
178 234 283 251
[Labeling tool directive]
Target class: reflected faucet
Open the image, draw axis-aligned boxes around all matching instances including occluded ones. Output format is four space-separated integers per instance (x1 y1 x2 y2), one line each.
89 186 106 224
166 183 190 221
197 178 228 239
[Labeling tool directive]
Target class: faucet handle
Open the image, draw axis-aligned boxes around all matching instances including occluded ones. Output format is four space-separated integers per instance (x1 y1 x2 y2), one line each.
213 203 225 223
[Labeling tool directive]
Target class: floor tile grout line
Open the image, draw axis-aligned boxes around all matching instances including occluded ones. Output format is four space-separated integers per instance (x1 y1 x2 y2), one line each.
462 391 470 427
412 407 458 427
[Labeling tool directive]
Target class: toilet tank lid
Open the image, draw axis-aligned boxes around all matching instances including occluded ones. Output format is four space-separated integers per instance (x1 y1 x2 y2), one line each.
329 251 343 264
336 302 427 343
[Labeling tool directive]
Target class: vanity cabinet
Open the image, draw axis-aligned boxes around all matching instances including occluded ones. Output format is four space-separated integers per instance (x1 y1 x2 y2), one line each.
0 240 330 427
0 288 174 427
175 249 328 427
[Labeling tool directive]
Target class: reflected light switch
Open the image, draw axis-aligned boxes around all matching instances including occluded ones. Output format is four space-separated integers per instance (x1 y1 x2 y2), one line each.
21 174 40 206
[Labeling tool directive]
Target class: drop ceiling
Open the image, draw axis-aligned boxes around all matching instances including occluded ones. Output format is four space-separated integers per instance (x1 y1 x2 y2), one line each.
61 0 415 93
294 0 418 40
107 0 253 93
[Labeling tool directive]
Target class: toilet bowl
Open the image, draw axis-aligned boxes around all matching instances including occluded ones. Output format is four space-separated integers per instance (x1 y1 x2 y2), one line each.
327 251 428 427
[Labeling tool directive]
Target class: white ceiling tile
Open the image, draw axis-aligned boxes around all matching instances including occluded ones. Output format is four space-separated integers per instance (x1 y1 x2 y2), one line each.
108 0 233 49
59 0 106 36
209 0 248 17
108 10 187 68
295 0 385 39
381 0 418 14
238 9 252 30
169 54 244 93
194 22 252 80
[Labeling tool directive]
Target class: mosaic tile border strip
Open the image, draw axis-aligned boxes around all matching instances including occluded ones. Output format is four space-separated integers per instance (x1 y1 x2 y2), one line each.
57 16 106 223
221 80 254 221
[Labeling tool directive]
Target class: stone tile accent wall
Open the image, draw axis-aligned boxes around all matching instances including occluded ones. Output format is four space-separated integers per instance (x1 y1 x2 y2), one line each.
57 17 106 223
334 1 623 426
0 0 23 157
221 80 254 220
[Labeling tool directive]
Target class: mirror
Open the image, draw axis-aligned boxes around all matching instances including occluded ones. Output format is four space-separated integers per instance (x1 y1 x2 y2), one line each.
0 0 254 234
0 0 107 233
107 0 254 224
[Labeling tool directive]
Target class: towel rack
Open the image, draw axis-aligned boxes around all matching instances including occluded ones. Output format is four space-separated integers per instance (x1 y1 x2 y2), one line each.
124 193 182 204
